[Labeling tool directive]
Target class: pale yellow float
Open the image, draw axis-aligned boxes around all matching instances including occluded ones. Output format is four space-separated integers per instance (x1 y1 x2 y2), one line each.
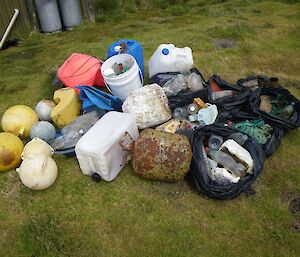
0 132 24 172
1 105 38 139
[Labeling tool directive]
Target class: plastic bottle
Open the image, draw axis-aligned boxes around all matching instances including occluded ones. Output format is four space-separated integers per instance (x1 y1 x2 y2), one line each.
211 90 234 102
187 103 199 115
188 104 218 125
214 168 240 184
173 107 188 120
123 59 133 71
163 74 187 97
242 78 258 90
112 63 120 75
202 147 211 178
228 132 248 145
207 157 217 180
118 63 124 73
208 149 246 177
208 135 223 150
186 73 205 92
279 105 294 119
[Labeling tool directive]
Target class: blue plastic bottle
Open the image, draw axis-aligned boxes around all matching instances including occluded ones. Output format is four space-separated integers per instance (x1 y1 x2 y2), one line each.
107 39 144 77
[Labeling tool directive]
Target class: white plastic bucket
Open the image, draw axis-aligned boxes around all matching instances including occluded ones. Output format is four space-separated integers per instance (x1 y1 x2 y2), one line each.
101 54 143 101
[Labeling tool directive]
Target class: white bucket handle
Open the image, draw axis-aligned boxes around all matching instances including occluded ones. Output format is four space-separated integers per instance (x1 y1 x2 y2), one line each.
104 67 144 96
104 80 114 94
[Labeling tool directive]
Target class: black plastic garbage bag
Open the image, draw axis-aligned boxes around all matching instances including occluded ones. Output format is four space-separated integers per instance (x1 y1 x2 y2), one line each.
248 87 300 131
188 124 265 200
237 75 280 91
216 110 284 157
168 88 208 110
207 75 250 112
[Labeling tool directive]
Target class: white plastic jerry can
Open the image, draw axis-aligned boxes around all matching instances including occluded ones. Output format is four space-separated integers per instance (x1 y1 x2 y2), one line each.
75 111 139 181
148 44 194 78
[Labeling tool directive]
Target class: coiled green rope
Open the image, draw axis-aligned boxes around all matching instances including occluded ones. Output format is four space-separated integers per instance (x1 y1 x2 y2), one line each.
234 119 273 144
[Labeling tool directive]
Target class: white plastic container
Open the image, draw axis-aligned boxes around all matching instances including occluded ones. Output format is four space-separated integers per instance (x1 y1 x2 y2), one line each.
101 54 143 101
148 44 194 78
220 139 254 174
75 111 139 181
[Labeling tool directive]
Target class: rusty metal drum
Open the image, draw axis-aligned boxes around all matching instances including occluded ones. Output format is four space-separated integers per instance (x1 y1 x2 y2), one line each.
132 129 192 182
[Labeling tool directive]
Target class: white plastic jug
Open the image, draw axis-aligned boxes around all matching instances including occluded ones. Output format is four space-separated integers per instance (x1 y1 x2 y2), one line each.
101 54 143 101
148 44 194 78
75 112 139 181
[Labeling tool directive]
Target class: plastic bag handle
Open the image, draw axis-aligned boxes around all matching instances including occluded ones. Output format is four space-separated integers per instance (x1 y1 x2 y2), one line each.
119 132 134 151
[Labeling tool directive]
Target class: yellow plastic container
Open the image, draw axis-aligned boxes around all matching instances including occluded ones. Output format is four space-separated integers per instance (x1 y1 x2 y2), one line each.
51 88 81 128
1 105 39 139
0 132 24 172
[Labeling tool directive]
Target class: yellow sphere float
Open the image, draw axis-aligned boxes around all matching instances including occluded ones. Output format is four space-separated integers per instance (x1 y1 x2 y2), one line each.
0 132 24 172
1 105 39 139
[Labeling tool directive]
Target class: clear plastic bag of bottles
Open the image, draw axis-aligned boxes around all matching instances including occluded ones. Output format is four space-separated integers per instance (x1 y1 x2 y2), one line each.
51 111 102 150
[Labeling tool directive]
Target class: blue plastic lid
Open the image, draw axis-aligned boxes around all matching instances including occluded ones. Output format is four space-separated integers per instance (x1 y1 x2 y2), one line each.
162 48 169 55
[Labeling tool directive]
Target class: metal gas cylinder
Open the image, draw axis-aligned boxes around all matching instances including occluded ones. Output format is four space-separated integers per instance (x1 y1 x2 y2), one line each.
59 0 82 30
34 0 62 33
129 129 192 182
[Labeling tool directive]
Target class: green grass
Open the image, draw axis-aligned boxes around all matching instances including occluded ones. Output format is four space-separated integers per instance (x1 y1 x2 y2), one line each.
1 0 300 256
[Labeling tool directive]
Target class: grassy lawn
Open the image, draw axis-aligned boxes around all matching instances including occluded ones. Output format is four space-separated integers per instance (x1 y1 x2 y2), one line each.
0 0 300 256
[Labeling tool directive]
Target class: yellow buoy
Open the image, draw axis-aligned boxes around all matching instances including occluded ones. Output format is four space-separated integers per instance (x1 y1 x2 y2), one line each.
1 105 39 139
0 132 24 172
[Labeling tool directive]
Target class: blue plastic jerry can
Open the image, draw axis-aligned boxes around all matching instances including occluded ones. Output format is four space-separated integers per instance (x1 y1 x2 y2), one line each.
107 39 144 77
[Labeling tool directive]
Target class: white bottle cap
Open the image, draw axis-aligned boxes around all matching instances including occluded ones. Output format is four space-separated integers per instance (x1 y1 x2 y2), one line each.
114 46 122 53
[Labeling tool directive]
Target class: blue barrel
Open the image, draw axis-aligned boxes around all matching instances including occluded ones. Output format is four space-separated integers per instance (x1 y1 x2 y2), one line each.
107 39 144 77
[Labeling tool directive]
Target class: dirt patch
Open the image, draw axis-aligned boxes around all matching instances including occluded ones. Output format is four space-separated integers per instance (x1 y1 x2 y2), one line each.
0 80 28 94
1 172 22 203
279 190 299 203
213 38 236 49
289 197 300 214
279 191 300 215
290 221 300 233
5 47 43 62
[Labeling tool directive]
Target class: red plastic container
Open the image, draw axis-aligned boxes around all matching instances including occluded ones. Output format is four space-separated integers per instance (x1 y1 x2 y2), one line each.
57 53 105 94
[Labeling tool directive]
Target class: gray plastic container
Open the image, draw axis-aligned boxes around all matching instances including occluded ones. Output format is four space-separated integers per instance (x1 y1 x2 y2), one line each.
59 0 82 29
35 0 62 33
